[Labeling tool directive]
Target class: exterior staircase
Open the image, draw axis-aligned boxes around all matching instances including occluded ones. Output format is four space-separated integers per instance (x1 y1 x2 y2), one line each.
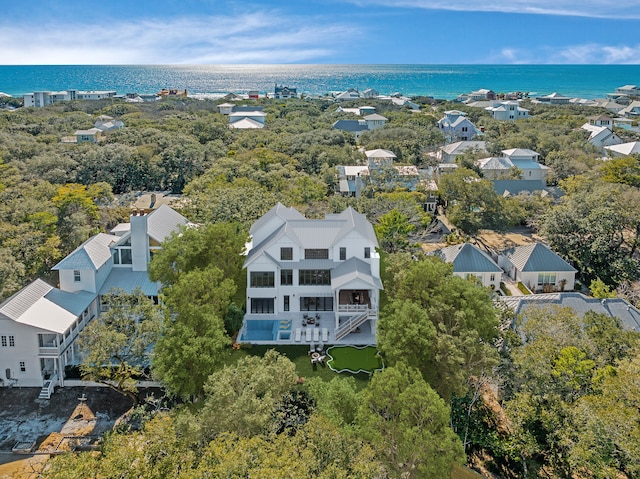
335 309 375 341
38 375 57 400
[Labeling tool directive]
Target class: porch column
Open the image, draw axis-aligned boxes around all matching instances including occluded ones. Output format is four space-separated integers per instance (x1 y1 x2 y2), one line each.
57 357 64 387
334 289 340 329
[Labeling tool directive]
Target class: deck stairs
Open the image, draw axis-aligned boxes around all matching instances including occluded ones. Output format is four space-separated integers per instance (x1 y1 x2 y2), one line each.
335 309 376 341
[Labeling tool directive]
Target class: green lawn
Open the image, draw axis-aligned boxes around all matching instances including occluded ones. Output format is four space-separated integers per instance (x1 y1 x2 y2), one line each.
221 345 372 389
326 345 383 374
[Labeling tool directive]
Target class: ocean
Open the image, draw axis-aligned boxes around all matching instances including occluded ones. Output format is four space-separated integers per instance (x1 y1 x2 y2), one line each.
0 64 639 100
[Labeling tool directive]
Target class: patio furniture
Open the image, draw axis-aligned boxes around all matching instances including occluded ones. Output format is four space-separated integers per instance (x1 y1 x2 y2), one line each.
313 328 320 342
305 328 312 342
295 328 302 342
322 328 328 342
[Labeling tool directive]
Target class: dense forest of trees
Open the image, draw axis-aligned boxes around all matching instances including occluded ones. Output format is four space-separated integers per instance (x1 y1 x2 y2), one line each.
2 94 640 477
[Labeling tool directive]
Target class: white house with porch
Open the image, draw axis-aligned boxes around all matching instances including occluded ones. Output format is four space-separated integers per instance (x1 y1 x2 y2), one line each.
239 204 382 345
0 205 190 397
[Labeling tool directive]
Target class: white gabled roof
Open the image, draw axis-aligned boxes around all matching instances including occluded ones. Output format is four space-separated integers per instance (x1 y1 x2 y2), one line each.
229 118 265 129
246 206 379 266
0 279 95 334
502 148 539 158
605 141 640 156
477 156 513 170
53 233 120 271
147 204 190 243
365 149 396 159
363 113 388 121
441 141 487 155
331 257 383 290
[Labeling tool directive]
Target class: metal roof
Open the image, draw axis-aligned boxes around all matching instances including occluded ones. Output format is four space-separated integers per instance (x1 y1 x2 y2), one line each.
435 243 501 273
333 120 368 132
331 257 383 290
0 279 94 334
147 204 190 243
0 279 53 321
53 233 120 271
99 269 159 297
365 149 396 159
501 292 640 333
502 243 576 273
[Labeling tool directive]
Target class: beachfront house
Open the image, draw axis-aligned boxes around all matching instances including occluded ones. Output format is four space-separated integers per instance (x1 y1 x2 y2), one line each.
0 205 190 396
239 204 382 345
274 85 297 99
498 243 577 293
24 90 117 108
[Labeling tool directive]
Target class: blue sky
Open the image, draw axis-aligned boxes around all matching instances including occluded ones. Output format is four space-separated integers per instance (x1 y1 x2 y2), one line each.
1 0 639 64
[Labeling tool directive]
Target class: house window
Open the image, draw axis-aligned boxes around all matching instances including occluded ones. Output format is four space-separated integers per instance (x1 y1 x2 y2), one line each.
120 248 132 264
281 269 293 286
1 336 6 347
112 250 120 265
364 247 371 259
19 361 26 373
462 127 468 132
73 270 81 282
305 249 329 259
537 273 557 286
490 273 496 282
280 247 293 261
250 272 274 288
284 295 290 312
8 336 14 347
300 297 334 311
250 298 274 314
299 270 331 285
340 247 346 261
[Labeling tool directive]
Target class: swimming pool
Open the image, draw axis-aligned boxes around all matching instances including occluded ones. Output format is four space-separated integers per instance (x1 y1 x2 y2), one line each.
239 319 292 342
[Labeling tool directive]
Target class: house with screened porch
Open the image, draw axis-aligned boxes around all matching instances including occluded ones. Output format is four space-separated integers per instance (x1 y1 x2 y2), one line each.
239 204 382 345
0 205 189 397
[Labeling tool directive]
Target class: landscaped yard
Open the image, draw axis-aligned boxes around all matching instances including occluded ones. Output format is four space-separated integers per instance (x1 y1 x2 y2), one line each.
326 345 383 374
222 345 372 388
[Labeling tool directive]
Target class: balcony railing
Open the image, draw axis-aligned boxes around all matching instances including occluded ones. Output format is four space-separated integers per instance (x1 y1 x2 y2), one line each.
337 304 368 313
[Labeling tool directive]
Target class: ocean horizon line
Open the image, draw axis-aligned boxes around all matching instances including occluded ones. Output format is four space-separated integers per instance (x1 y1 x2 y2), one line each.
1 64 638 100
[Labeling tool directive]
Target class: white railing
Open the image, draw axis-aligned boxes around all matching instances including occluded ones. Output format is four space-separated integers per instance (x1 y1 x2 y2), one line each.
337 304 368 313
38 346 59 356
39 374 58 400
335 309 375 341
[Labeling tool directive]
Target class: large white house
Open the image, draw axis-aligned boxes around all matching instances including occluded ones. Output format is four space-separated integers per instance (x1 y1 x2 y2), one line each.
24 90 117 108
438 110 482 143
485 101 530 121
0 205 190 396
239 204 382 345
477 148 550 181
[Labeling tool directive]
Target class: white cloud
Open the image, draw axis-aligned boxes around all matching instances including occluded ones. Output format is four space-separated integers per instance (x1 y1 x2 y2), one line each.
493 43 640 63
0 13 357 64
346 0 640 19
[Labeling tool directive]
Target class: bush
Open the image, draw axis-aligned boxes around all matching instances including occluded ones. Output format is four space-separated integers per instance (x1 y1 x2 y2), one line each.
517 282 532 295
